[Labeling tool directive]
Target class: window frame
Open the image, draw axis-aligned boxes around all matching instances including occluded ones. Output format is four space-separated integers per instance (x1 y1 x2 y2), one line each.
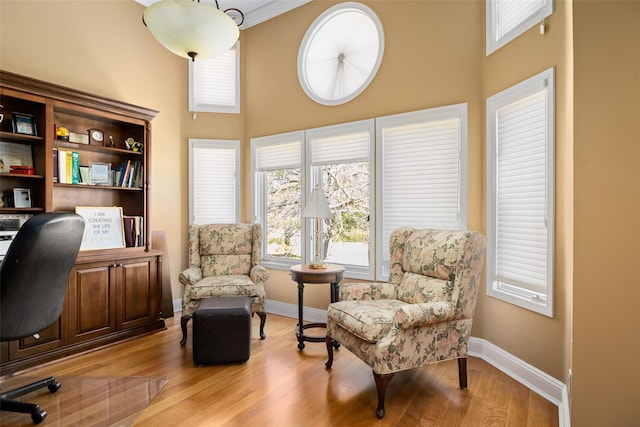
188 139 240 225
251 131 305 270
305 119 375 280
250 106 467 282
188 41 240 114
486 67 555 317
486 0 554 55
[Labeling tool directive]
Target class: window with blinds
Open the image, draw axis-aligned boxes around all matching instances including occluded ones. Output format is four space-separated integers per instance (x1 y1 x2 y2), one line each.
306 120 374 279
189 139 240 225
486 0 554 55
376 104 467 278
188 42 239 113
252 132 304 266
486 67 555 317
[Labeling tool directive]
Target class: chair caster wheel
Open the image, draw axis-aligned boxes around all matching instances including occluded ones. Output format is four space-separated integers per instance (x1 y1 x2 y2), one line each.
48 382 61 393
31 408 47 424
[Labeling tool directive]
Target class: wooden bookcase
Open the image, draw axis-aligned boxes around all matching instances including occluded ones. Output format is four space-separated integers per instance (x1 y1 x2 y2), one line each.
0 71 166 374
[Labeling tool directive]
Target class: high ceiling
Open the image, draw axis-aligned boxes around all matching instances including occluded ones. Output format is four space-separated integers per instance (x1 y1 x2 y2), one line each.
136 0 311 29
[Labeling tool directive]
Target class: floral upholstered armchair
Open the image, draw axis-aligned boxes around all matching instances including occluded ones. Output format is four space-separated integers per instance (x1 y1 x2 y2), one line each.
178 223 269 345
325 228 486 418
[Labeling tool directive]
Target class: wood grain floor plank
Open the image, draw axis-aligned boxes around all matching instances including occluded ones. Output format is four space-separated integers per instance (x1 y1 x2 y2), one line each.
1 315 559 426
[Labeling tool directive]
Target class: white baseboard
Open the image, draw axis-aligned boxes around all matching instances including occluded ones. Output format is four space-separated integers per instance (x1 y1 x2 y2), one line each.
174 297 569 426
172 298 328 323
265 299 328 323
173 298 182 314
469 338 570 427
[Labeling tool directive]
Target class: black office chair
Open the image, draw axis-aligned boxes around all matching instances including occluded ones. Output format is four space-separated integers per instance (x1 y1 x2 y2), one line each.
0 212 85 424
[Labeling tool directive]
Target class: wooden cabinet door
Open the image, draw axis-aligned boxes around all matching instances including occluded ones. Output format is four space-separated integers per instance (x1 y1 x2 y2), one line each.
116 256 161 330
68 260 117 343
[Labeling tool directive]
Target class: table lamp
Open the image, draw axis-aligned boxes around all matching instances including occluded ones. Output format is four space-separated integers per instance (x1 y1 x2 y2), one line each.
303 186 332 269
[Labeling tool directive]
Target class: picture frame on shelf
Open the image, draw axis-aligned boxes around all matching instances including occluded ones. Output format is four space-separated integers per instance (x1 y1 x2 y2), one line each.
79 165 92 184
13 188 32 208
12 112 37 136
89 162 111 185
0 141 33 173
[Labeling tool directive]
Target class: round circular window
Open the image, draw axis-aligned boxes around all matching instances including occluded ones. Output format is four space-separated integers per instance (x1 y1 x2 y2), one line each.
297 2 385 106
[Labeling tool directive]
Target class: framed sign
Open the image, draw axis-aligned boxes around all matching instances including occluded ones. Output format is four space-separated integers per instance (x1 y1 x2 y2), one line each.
75 206 125 250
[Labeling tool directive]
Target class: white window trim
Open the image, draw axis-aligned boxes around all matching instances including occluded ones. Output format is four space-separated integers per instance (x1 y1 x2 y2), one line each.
375 103 468 280
188 42 240 114
486 0 554 55
188 139 240 224
305 119 375 281
251 131 305 270
486 67 555 317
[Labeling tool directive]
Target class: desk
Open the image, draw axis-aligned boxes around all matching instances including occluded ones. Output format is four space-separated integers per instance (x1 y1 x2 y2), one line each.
289 264 345 350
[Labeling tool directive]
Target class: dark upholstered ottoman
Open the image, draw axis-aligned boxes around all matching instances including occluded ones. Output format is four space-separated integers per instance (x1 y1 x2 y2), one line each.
192 296 252 365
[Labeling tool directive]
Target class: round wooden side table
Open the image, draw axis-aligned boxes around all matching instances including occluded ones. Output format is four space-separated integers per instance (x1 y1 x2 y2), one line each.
289 263 345 350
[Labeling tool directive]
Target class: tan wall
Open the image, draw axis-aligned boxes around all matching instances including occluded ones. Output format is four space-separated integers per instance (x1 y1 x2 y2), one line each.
243 0 487 309
9 3 638 422
480 1 572 382
572 1 640 424
1 0 570 383
0 0 243 307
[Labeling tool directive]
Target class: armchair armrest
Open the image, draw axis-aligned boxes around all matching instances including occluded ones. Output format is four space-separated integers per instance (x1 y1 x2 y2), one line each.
393 301 456 329
178 267 202 287
250 264 270 285
340 282 397 301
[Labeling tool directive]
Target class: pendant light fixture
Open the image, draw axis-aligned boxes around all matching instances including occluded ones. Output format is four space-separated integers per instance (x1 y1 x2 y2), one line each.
143 0 244 62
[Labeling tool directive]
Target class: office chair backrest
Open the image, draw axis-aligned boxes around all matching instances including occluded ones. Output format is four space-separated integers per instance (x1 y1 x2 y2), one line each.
0 212 85 341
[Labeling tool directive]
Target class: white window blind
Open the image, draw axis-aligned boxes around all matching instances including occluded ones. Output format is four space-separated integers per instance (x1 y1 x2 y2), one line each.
309 124 370 166
496 91 548 292
255 139 301 171
376 104 467 277
189 139 239 224
487 0 554 55
188 42 239 113
487 67 555 317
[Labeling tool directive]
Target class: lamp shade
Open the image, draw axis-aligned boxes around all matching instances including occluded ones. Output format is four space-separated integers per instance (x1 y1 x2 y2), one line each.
303 187 331 219
143 0 239 61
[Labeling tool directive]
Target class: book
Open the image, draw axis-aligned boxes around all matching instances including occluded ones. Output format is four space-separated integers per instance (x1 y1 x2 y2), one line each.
123 216 135 247
71 151 80 184
53 147 59 183
58 149 67 184
122 215 144 247
65 151 73 184
121 160 131 187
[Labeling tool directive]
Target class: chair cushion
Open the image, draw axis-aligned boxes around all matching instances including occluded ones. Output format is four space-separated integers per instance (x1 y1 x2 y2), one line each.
189 275 257 301
201 254 252 277
328 299 408 344
198 224 253 277
401 229 465 280
397 229 466 304
397 272 453 303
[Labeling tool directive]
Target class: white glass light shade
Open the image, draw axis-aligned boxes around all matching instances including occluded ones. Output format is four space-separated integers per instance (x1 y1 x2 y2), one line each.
143 0 239 61
303 188 331 219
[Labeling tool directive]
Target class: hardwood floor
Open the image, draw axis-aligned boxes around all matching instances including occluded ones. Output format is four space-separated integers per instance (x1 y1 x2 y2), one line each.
1 314 558 426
